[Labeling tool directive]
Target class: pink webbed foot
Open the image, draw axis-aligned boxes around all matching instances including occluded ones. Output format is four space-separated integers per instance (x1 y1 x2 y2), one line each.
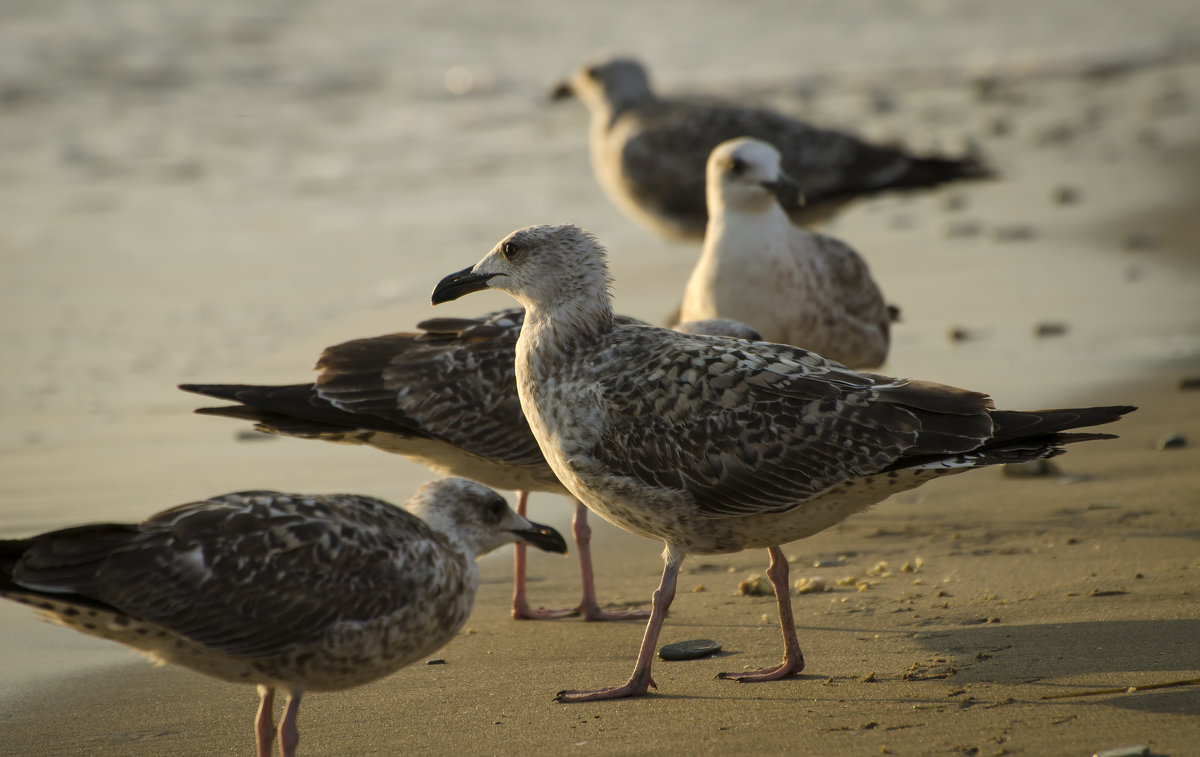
554 674 657 703
716 652 805 682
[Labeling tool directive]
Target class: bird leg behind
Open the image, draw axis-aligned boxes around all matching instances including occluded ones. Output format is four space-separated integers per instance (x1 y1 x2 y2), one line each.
512 494 649 621
716 545 806 681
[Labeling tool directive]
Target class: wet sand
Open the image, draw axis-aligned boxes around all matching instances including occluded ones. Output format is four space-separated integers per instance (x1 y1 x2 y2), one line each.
1 2 1199 755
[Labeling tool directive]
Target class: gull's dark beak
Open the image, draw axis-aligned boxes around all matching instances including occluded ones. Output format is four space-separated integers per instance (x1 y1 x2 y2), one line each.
513 520 568 554
431 266 496 305
762 171 806 210
549 80 573 101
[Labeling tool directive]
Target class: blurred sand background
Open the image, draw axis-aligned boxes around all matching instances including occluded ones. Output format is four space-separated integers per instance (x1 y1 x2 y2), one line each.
1 0 1199 754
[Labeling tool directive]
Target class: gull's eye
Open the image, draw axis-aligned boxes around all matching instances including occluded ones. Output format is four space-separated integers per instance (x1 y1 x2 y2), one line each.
728 157 748 176
502 241 520 260
487 496 507 522
584 65 601 80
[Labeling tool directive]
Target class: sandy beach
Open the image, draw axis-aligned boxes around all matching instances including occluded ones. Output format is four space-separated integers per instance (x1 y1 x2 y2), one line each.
1 1 1199 754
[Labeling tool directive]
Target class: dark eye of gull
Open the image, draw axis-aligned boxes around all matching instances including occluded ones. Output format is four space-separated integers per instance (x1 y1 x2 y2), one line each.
729 157 747 176
502 241 521 261
486 496 507 522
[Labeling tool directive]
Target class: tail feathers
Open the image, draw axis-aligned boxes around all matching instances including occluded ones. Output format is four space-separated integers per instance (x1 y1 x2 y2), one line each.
1 526 139 619
181 383 426 440
897 154 993 189
988 405 1135 447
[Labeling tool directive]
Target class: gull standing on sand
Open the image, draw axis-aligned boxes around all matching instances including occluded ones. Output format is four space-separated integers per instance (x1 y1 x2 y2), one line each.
182 311 757 622
0 479 567 756
431 223 1133 702
678 137 896 368
552 57 988 240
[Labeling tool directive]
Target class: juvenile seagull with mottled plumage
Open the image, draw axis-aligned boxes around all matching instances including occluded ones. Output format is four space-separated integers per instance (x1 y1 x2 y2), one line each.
551 57 990 241
181 311 757 623
0 479 566 756
432 223 1133 702
678 137 896 368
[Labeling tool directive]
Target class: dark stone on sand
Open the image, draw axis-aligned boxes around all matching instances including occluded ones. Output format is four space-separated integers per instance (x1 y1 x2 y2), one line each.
1053 186 1081 205
1156 433 1187 450
659 639 722 661
1179 377 1200 391
994 224 1036 242
1034 322 1068 338
1123 231 1159 250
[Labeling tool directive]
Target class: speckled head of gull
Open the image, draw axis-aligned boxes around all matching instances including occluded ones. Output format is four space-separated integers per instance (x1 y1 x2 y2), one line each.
433 223 1133 703
678 137 896 368
0 479 566 756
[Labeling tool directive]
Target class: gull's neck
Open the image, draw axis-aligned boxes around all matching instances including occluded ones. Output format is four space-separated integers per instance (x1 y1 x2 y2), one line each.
519 294 615 369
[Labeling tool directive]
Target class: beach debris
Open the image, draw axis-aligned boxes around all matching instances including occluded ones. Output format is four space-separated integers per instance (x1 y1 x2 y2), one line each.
985 115 1011 137
1123 230 1159 250
837 576 859 587
1003 459 1060 478
738 574 773 596
1053 185 1081 205
945 219 983 238
1156 433 1187 450
1034 321 1069 338
692 584 706 592
866 561 890 577
861 671 877 683
947 326 975 343
426 659 447 665
235 429 276 442
812 554 852 568
1092 747 1149 757
793 576 829 595
1179 376 1200 391
1044 677 1200 700
994 223 1037 242
943 193 969 211
658 639 722 661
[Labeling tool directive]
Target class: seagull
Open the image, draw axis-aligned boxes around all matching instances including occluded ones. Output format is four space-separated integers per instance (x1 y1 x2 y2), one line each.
431 223 1134 702
551 57 989 240
677 137 896 368
181 311 758 623
0 479 567 757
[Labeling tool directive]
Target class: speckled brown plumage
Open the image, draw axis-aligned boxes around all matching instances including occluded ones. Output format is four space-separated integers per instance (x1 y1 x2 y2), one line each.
431 223 1134 702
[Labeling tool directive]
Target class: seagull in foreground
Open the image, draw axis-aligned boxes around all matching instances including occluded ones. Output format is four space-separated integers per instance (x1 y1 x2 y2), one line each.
0 479 567 756
677 137 897 368
551 57 989 240
181 312 756 622
431 223 1133 702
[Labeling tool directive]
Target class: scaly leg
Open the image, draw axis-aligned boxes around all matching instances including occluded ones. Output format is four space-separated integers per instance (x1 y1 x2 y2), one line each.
278 688 303 757
717 546 805 682
512 490 577 619
573 502 650 621
255 685 276 757
554 543 684 702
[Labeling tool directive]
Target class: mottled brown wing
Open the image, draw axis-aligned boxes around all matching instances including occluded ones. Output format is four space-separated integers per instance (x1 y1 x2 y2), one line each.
809 233 894 334
584 330 993 518
316 310 546 469
14 493 450 658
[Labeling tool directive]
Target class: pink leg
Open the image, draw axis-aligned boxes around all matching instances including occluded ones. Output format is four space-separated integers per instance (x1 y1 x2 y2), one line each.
573 502 650 621
277 689 302 757
554 543 684 702
717 546 805 682
513 491 577 620
255 685 275 757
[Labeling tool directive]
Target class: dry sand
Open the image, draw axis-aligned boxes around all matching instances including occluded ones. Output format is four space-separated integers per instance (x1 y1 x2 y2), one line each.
1 2 1199 755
